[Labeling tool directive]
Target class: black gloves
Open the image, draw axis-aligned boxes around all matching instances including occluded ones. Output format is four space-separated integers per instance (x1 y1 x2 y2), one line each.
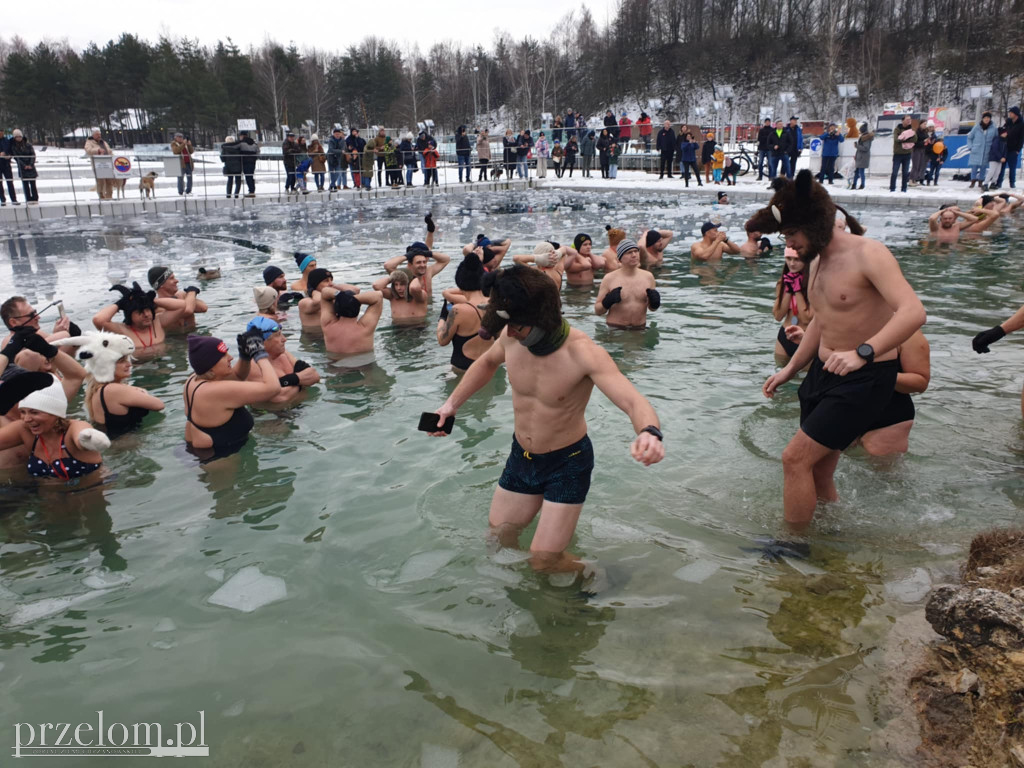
278 373 300 387
237 329 265 362
293 360 310 373
277 292 304 308
184 285 201 295
425 213 436 233
973 325 1007 353
68 321 82 337
1 326 35 359
110 284 132 311
646 288 661 310
601 287 622 310
439 301 450 322
24 332 58 359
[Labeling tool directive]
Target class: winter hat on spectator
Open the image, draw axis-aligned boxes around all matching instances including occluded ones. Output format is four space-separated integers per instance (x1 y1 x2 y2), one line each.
310 134 319 142
262 266 285 285
91 126 102 134
253 286 278 312
1011 106 1022 119
19 375 67 418
12 129 23 138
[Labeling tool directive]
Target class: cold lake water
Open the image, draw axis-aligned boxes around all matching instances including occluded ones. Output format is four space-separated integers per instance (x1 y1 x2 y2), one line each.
1 189 1023 766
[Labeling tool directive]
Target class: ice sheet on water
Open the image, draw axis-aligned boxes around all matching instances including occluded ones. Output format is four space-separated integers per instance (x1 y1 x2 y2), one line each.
222 700 245 717
883 567 932 603
394 550 456 584
7 589 114 627
207 566 287 613
673 560 721 584
82 568 134 590
590 518 647 542
420 743 460 768
153 618 176 633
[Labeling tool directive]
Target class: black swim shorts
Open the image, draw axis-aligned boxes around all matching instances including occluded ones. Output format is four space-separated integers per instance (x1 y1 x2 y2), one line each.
865 391 915 432
498 434 594 504
798 358 898 450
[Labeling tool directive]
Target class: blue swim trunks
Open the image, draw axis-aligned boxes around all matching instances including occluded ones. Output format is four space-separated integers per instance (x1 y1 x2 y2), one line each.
498 434 594 504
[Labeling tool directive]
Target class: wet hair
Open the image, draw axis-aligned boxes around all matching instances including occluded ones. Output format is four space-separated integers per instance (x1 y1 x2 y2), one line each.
479 265 562 338
745 170 863 254
389 270 411 301
455 253 484 292
1 296 28 329
980 195 995 207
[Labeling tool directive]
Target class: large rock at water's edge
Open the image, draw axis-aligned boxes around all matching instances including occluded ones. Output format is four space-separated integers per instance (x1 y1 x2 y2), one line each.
925 585 1024 650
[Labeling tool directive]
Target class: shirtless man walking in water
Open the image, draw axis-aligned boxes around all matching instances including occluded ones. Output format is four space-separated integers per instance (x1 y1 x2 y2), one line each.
429 266 664 573
756 171 926 530
594 239 660 329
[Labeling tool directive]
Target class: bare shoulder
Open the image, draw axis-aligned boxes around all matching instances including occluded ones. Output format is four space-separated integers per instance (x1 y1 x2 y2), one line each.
567 329 611 367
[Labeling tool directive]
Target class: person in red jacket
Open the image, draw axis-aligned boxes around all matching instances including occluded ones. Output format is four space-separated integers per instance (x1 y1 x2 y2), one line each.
618 112 633 148
636 113 653 151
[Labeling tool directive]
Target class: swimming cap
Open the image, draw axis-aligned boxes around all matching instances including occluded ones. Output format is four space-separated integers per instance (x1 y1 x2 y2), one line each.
246 316 282 340
18 375 66 418
333 291 360 318
306 268 331 296
617 240 640 261
188 335 228 375
573 233 592 251
645 229 661 248
253 286 277 312
263 265 285 285
148 266 172 289
294 252 316 272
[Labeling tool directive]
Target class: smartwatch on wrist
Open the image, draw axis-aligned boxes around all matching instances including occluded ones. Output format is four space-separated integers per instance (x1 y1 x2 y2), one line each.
641 425 663 441
856 343 874 364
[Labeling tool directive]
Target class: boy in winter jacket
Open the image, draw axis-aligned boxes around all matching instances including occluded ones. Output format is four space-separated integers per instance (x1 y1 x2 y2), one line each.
984 127 1008 190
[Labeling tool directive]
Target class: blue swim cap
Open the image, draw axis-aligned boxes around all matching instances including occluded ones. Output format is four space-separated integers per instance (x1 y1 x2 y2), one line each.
246 316 282 339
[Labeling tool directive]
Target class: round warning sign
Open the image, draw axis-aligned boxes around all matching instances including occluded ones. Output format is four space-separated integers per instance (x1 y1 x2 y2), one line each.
113 156 132 176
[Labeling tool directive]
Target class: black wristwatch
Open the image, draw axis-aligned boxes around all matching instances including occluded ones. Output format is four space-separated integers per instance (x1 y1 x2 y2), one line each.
856 343 874 364
641 425 663 441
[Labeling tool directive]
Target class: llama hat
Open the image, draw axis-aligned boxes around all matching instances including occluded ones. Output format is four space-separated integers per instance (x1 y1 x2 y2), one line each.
54 332 135 383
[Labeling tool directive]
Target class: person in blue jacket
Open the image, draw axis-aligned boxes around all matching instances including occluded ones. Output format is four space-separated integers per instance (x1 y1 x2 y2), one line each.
816 123 844 184
676 131 702 187
966 112 996 189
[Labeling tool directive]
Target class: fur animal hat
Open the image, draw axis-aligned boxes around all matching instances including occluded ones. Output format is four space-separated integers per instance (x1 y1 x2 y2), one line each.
745 170 862 255
479 265 562 339
54 332 135 383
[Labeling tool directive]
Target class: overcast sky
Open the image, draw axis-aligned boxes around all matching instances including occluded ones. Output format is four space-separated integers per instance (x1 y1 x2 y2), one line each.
9 0 596 52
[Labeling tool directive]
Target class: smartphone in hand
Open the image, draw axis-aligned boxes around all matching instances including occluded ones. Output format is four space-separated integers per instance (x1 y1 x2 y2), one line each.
418 412 454 434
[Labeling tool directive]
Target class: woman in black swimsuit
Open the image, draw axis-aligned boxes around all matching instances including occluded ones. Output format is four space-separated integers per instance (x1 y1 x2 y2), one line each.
182 334 281 458
437 254 493 372
85 351 164 438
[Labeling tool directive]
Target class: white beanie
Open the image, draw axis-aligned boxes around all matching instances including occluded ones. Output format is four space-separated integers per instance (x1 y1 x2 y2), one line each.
310 133 319 141
533 241 555 268
19 376 67 418
12 129 23 138
91 126 101 134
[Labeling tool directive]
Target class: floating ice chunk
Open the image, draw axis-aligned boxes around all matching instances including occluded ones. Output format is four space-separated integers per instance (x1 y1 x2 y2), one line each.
82 568 134 590
8 589 113 627
222 700 245 718
395 551 456 584
149 640 177 650
673 560 720 584
590 518 646 542
205 569 225 583
207 566 287 613
153 618 176 633
884 567 932 603
548 572 577 588
421 743 460 768
81 657 138 675
491 548 531 566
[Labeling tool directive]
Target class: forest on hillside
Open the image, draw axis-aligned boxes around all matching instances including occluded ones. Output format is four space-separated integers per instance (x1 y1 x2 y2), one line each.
1 0 1022 145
